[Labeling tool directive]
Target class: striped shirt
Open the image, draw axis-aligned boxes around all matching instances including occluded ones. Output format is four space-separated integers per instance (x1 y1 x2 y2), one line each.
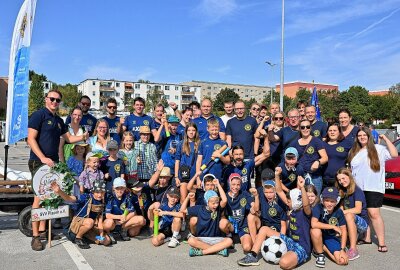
135 140 158 180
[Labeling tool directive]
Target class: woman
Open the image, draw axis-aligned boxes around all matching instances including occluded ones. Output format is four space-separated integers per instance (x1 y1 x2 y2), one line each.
59 106 86 162
249 102 260 119
338 108 358 146
177 107 193 136
289 119 328 194
88 119 110 156
348 127 398 253
322 123 352 188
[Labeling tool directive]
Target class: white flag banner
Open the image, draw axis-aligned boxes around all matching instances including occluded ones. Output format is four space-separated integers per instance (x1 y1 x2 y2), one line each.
5 0 37 145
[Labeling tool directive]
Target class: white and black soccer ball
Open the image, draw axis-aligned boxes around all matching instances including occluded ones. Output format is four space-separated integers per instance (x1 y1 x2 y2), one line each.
261 236 288 264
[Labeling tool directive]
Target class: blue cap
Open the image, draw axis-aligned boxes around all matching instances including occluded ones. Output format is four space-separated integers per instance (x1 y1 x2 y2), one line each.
168 115 180 123
204 190 218 204
263 180 275 188
284 147 298 159
321 187 339 200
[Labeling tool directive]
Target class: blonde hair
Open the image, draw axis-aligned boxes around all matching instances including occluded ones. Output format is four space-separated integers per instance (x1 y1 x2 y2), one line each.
335 167 356 198
305 184 320 207
121 131 135 150
207 118 220 127
92 119 110 140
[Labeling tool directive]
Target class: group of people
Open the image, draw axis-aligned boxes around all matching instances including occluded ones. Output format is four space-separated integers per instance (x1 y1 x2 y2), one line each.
27 89 398 269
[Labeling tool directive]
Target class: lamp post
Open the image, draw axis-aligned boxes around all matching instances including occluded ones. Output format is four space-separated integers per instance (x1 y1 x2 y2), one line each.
280 0 285 110
265 61 276 104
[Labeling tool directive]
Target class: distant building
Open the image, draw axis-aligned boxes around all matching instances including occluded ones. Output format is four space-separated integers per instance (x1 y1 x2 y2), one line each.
182 80 272 102
77 79 201 111
369 90 389 96
275 81 339 98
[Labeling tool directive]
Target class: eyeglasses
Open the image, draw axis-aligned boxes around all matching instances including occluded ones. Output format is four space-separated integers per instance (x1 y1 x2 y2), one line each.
300 125 311 130
81 102 91 106
251 107 260 111
48 97 61 103
288 116 299 119
107 106 117 109
274 117 284 121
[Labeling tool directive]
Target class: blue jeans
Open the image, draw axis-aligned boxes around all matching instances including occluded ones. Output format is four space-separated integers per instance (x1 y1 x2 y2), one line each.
305 174 323 195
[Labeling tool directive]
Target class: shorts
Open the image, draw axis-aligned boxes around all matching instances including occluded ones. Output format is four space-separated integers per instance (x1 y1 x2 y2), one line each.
261 221 281 232
323 234 341 254
280 234 308 264
28 159 44 175
197 237 225 245
159 225 173 238
237 226 250 238
364 191 384 208
355 215 368 233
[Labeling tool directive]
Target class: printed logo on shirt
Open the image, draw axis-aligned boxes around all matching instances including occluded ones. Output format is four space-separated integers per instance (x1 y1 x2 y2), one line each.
47 120 52 125
240 198 247 207
120 203 126 211
313 130 321 137
336 146 344 153
214 144 221 150
114 164 121 173
306 146 315 154
288 173 296 182
242 168 247 175
132 120 136 125
211 211 217 220
57 123 61 129
268 207 277 217
87 119 93 125
329 217 338 226
143 120 149 126
244 124 251 131
243 227 249 233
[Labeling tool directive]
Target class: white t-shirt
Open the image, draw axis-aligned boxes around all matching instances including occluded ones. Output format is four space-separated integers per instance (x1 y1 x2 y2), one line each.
350 144 391 194
220 114 235 127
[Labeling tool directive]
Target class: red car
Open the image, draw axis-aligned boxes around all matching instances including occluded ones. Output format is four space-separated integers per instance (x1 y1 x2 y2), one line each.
385 139 400 200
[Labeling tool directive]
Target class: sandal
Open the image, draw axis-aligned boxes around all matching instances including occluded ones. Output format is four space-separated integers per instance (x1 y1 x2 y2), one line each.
75 238 90 249
378 245 388 253
357 239 372 245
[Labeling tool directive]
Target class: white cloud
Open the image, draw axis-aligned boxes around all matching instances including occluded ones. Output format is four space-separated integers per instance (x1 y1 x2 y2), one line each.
83 65 157 82
194 0 238 25
212 65 231 74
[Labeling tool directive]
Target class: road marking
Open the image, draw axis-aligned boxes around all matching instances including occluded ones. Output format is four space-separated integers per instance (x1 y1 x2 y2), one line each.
62 240 93 270
382 206 400 213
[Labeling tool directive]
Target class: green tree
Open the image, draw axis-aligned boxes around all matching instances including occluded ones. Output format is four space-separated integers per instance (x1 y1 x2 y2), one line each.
28 74 44 115
213 88 240 112
244 98 258 110
56 83 81 110
145 86 166 113
318 89 339 120
389 82 400 95
295 88 312 103
29 70 47 81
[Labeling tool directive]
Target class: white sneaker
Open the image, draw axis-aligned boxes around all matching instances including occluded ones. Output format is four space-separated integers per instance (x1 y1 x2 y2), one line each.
168 237 180 248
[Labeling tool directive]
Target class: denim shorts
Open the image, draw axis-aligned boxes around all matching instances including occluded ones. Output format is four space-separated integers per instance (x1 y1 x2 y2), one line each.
355 215 368 233
280 234 308 264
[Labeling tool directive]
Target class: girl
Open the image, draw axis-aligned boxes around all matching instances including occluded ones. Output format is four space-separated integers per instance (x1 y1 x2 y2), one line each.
120 131 139 187
79 152 104 193
174 122 200 203
335 168 368 260
305 184 319 209
67 142 88 196
177 107 193 136
88 119 110 157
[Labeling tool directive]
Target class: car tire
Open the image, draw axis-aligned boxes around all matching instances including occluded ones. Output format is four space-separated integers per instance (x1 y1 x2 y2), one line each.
18 205 33 237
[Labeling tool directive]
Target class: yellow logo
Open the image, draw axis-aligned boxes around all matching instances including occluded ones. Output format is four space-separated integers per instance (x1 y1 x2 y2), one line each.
19 14 27 38
243 227 249 233
329 217 338 226
306 146 315 154
242 168 247 175
289 174 296 182
268 207 277 217
336 146 344 153
211 211 217 220
120 203 126 211
143 120 149 126
114 164 121 172
87 119 93 125
214 144 221 150
47 120 52 125
328 188 333 192
141 193 147 202
240 198 247 207
244 124 251 131
313 130 320 137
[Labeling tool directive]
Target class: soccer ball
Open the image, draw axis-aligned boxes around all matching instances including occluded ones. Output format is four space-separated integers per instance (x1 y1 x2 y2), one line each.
261 236 287 264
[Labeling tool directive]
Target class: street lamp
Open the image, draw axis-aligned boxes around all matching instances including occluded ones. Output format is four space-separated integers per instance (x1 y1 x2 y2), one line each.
265 61 276 104
280 0 285 110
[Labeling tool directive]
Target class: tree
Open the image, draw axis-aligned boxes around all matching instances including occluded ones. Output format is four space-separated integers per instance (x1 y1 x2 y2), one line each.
29 70 47 81
244 98 258 110
28 74 44 115
295 88 311 103
145 86 166 113
213 88 240 112
56 83 82 110
389 82 400 95
318 89 339 120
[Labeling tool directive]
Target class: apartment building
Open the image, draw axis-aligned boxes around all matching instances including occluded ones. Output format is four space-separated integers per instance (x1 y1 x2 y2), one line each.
181 80 272 101
275 81 339 98
77 79 201 111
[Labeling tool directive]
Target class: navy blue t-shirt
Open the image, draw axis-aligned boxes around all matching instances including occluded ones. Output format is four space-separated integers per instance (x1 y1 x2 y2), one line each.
105 193 135 215
276 127 300 157
101 158 126 191
66 113 97 136
222 160 255 192
192 114 226 140
159 202 181 230
187 205 222 237
257 187 287 231
102 116 121 145
150 119 162 153
226 191 253 230
123 113 154 141
277 162 305 190
291 137 324 175
131 186 153 215
226 116 258 159
75 193 104 219
288 209 311 254
177 123 186 136
312 204 346 237
322 140 352 180
160 132 182 173
311 121 327 139
198 137 228 180
175 141 198 181
342 185 369 223
28 108 68 162
343 126 359 146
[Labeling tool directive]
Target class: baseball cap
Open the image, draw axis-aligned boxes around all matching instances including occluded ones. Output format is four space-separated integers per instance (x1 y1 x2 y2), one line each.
113 177 126 188
168 115 180 123
159 167 171 177
228 173 241 183
261 168 275 181
321 187 339 200
86 152 102 161
92 180 106 192
139 126 151 134
204 190 219 204
106 140 119 150
262 180 276 188
167 187 180 198
284 147 298 159
127 179 144 189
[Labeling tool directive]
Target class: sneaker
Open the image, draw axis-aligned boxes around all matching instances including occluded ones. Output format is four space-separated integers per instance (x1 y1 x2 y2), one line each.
120 229 131 241
75 238 90 249
31 236 44 251
189 247 203 257
347 248 360 261
109 233 117 245
315 254 326 268
237 253 260 266
312 249 318 258
168 236 180 248
181 220 186 232
217 248 229 257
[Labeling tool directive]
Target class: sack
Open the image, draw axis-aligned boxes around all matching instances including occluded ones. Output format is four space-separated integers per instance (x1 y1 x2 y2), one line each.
69 216 85 234
180 165 191 180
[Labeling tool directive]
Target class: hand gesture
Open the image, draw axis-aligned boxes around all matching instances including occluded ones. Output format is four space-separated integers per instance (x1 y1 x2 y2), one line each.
50 181 61 194
119 117 125 125
175 177 181 187
105 173 110 180
41 157 55 167
249 188 258 196
211 150 222 160
297 176 305 189
136 155 142 164
161 113 167 125
169 102 177 110
120 215 126 223
158 210 165 216
379 134 387 140
311 161 319 171
268 124 276 132
188 192 195 200
83 132 89 142
264 115 270 122
333 226 342 236
275 167 282 176
212 178 220 187
156 159 164 172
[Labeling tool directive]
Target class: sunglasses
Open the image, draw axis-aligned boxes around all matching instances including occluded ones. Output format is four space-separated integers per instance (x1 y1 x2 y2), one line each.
48 97 61 103
252 107 260 111
300 125 311 130
108 106 117 109
274 117 284 121
81 102 91 106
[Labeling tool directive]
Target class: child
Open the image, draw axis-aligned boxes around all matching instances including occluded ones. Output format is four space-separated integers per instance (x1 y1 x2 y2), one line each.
335 168 368 260
197 119 230 181
79 152 104 194
306 184 320 209
103 177 146 243
181 188 233 257
67 142 88 196
151 187 182 248
51 180 111 249
135 126 158 183
311 187 349 267
102 140 126 193
275 147 305 192
247 168 287 244
220 173 257 252
238 168 312 269
119 131 140 186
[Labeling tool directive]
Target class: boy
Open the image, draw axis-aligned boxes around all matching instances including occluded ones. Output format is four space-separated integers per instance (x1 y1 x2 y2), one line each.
151 187 182 248
311 187 348 267
276 147 305 192
102 140 126 192
103 177 146 243
135 126 158 183
181 188 233 257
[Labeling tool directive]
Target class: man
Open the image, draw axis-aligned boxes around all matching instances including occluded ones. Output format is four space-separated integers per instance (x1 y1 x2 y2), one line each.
102 98 122 144
220 101 235 127
297 100 307 120
122 97 154 141
369 124 380 144
66 95 97 136
28 89 88 251
192 98 226 140
226 100 258 159
305 105 327 139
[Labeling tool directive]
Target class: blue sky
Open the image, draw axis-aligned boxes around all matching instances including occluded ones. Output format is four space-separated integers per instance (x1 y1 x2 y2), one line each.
1 0 400 91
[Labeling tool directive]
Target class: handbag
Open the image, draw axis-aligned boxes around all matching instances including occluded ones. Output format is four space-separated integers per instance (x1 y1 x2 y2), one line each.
180 147 197 181
69 198 92 234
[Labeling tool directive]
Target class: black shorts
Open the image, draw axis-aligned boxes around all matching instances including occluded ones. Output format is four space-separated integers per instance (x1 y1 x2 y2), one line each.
28 159 44 175
159 225 172 238
364 191 384 208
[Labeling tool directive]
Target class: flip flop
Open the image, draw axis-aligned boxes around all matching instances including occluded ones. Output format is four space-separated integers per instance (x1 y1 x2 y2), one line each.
357 239 372 245
378 245 388 253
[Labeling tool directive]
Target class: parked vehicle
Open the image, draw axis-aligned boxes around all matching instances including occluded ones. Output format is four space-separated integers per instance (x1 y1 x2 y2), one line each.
385 139 400 201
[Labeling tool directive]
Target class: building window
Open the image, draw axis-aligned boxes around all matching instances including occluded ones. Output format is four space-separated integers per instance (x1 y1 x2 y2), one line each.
175 95 179 100
147 85 151 90
175 86 179 90
135 94 140 97
207 86 211 90
164 95 170 100
116 82 120 87
92 101 96 106
92 81 96 86
135 84 140 89
100 102 104 107
116 92 120 97
117 102 120 106
92 91 96 96
165 85 170 90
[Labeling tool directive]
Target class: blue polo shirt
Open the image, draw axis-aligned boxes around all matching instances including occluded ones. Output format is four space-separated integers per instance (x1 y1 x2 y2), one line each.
288 209 311 254
290 137 324 175
311 121 327 139
28 108 68 162
66 113 97 136
159 202 181 230
222 160 255 192
187 205 223 237
343 126 359 146
322 140 352 180
102 116 121 145
226 191 253 230
342 185 369 223
159 131 182 173
177 123 186 136
175 141 198 181
276 126 300 157
105 193 135 215
198 137 228 180
123 113 154 141
226 116 258 159
192 114 226 140
257 187 287 231
277 162 305 190
312 204 346 237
